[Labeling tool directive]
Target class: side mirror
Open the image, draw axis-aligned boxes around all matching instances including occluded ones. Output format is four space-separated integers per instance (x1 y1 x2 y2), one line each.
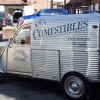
21 40 25 44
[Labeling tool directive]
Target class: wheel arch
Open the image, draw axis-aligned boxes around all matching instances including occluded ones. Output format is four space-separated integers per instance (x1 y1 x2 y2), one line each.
61 71 89 83
61 71 90 100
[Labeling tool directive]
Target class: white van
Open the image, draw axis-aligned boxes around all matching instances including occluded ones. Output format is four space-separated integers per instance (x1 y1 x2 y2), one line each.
0 14 100 100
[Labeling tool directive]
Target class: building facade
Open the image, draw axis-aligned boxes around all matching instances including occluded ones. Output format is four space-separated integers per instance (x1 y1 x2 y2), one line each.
0 0 52 23
89 0 100 11
27 0 51 12
65 0 100 14
0 0 51 16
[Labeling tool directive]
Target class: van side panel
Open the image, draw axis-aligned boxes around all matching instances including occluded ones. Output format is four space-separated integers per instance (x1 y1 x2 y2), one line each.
31 14 100 82
31 49 60 81
31 16 99 51
60 51 99 82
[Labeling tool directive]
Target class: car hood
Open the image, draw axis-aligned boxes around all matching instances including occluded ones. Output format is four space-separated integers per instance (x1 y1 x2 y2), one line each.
22 14 37 19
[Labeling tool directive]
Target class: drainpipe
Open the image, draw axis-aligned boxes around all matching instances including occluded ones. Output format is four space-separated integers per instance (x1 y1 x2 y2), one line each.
64 0 66 8
51 0 53 8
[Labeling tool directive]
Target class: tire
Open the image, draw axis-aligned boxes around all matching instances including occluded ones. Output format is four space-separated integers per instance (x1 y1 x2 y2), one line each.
62 73 90 100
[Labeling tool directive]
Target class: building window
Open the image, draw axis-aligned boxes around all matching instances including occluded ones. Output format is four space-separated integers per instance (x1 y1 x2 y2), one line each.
34 9 37 13
89 5 91 10
76 8 82 14
14 26 31 45
91 5 93 10
22 0 27 3
93 4 95 10
57 5 64 8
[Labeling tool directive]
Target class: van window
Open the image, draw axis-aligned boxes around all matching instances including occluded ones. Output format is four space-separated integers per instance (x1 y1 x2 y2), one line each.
13 26 31 45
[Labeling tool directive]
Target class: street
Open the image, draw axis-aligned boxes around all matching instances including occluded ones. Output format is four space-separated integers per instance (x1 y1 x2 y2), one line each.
0 76 99 100
0 76 66 100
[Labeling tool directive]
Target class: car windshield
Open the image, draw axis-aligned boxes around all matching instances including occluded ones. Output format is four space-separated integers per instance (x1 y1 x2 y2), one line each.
49 9 67 15
37 9 68 15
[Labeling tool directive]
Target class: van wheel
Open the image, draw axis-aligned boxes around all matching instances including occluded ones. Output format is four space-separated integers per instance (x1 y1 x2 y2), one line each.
62 73 90 100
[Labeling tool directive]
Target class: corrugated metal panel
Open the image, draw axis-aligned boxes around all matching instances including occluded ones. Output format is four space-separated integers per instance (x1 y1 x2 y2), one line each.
60 51 99 81
31 50 60 81
31 14 100 82
31 14 100 51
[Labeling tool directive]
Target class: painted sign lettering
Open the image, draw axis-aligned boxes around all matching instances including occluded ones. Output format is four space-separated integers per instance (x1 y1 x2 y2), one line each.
33 20 88 40
68 37 91 47
13 50 27 62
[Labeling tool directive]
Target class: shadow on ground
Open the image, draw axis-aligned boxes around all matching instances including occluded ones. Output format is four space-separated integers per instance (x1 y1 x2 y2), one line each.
89 83 100 100
0 76 67 100
0 75 99 100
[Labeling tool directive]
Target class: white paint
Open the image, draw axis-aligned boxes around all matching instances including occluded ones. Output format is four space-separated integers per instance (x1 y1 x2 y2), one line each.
24 6 34 16
91 5 93 10
53 0 64 3
53 0 70 3
0 6 4 12
95 4 99 11
54 0 64 2
89 5 91 10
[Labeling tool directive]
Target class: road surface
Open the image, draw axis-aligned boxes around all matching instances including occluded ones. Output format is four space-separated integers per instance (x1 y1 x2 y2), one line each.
0 76 99 100
0 76 66 100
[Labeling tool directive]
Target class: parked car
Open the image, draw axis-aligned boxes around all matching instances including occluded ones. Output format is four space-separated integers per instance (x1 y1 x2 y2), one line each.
0 12 13 30
0 12 7 29
82 10 99 14
18 8 68 26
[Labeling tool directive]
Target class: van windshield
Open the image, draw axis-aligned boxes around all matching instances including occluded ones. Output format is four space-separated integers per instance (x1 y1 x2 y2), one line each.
13 26 31 44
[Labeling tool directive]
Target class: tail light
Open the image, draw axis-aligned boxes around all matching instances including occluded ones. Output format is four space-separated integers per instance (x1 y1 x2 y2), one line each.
92 25 98 29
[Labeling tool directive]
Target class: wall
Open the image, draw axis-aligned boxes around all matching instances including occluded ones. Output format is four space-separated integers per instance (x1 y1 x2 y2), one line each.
0 6 4 11
5 6 24 15
0 0 52 16
24 6 34 15
0 0 26 4
91 0 100 4
27 0 51 11
90 0 100 11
